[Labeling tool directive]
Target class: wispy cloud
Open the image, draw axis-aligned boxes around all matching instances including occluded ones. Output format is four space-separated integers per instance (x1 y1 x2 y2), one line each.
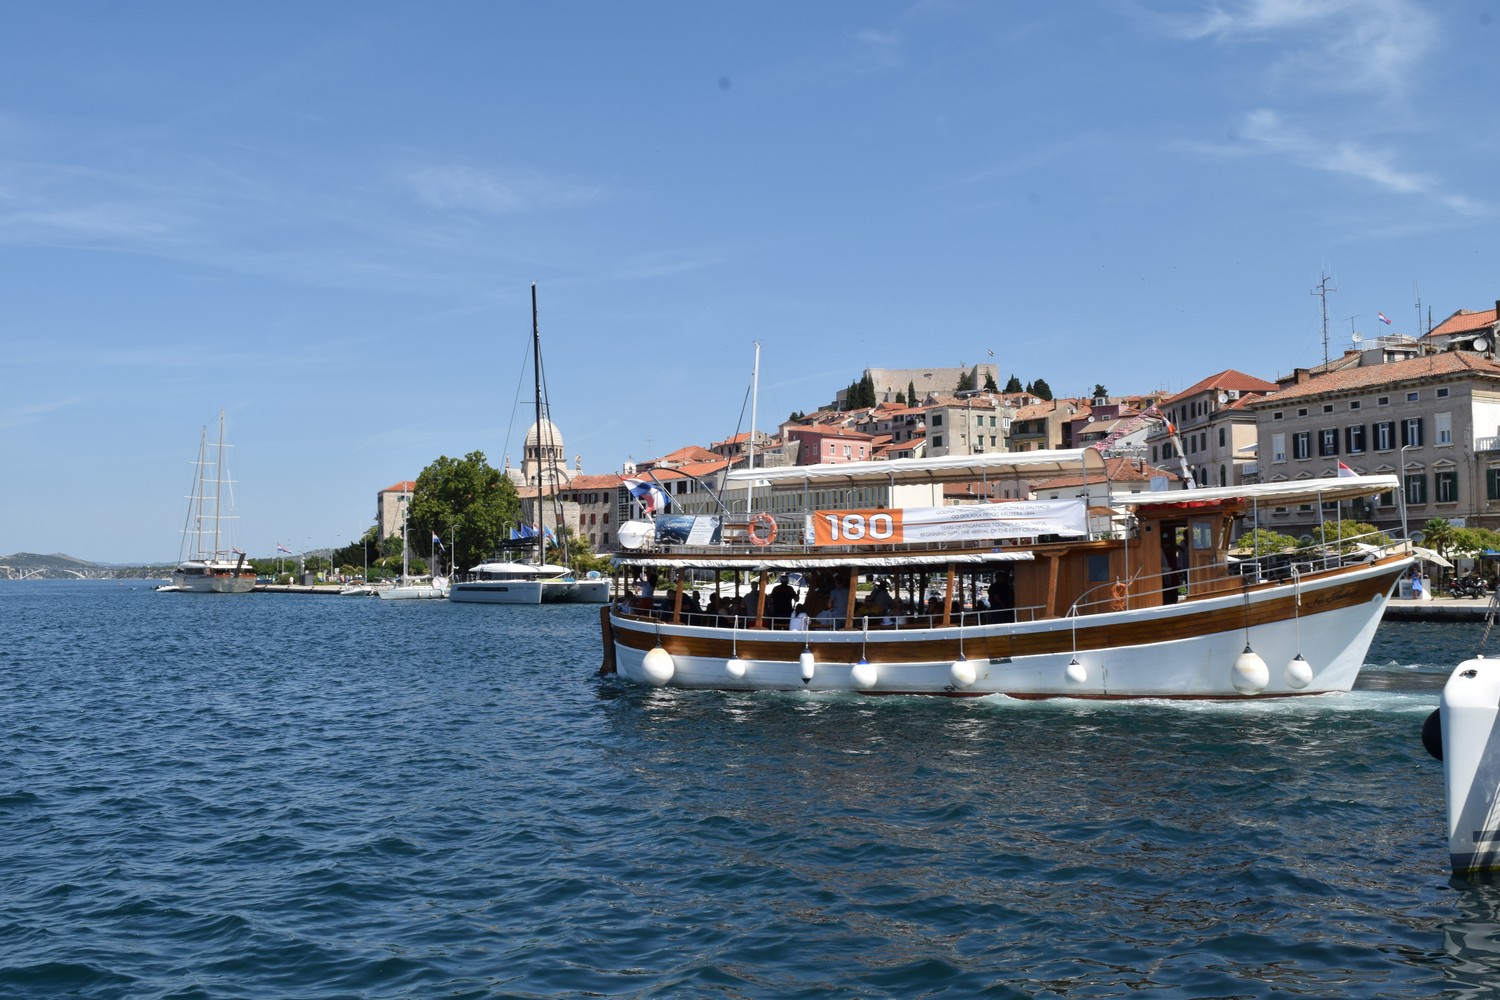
1235 108 1485 215
402 163 602 216
0 395 84 431
1165 0 1435 98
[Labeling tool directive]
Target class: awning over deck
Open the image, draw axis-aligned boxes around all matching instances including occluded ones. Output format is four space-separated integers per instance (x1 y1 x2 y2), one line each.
723 448 1106 488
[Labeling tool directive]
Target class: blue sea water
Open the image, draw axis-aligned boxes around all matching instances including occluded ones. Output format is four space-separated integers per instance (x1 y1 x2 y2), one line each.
1 580 1497 998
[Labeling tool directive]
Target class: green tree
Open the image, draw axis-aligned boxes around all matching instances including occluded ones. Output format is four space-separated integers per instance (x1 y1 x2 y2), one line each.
1092 384 1108 399
1313 520 1389 553
1236 527 1299 554
894 390 906 404
553 526 611 576
1004 374 1023 393
1026 378 1054 401
907 379 917 405
409 451 520 574
955 370 976 393
982 372 998 392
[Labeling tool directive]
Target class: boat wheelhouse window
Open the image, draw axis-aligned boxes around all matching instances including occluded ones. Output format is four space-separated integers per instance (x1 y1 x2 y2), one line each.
1191 522 1214 549
1087 553 1110 582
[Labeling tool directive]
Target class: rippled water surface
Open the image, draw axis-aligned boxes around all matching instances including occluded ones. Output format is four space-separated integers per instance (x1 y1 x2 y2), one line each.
5 581 1500 997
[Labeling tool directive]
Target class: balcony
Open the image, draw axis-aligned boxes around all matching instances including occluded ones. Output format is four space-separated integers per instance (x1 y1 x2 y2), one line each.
1479 436 1500 452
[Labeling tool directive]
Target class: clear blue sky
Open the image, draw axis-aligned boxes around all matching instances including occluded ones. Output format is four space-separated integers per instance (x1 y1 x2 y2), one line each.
4 1 1498 564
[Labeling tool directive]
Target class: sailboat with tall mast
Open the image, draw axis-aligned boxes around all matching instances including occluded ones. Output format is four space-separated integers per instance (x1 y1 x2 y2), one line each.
450 284 608 605
170 410 256 594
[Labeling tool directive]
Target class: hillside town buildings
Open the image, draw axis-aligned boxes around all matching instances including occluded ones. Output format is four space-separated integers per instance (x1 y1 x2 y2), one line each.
372 294 1500 559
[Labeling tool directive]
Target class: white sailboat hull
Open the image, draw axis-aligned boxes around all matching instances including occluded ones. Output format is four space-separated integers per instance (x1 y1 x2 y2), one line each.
171 562 256 594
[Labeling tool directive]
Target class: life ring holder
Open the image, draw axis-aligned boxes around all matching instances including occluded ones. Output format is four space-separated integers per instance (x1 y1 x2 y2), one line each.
748 513 778 546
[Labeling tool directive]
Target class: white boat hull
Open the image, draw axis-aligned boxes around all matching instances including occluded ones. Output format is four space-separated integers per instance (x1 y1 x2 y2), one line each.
378 584 448 600
450 580 545 604
1440 657 1500 876
449 578 610 605
606 561 1401 699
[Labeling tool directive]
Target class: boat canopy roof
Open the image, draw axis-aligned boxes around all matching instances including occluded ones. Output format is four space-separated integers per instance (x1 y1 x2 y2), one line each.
724 448 1106 487
1121 474 1399 510
615 550 1036 571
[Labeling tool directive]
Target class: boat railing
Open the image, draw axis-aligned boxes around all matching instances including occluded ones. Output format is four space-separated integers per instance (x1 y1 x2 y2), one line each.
611 601 1050 632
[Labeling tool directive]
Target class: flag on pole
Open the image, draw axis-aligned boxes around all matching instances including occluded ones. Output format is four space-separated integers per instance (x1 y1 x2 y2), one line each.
431 532 443 549
1378 312 1392 325
276 543 292 553
623 478 672 515
1337 461 1357 478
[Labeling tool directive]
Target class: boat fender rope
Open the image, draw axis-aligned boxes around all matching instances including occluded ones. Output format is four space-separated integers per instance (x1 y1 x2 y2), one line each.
1111 580 1128 611
748 513 778 546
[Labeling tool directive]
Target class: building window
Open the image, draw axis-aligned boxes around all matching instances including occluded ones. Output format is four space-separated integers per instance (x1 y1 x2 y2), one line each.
1407 391 1420 403
932 415 943 427
1402 417 1424 447
1350 400 1361 410
1488 468 1500 501
1318 429 1339 457
1374 421 1395 451
1436 470 1458 503
934 435 944 447
1297 408 1308 417
1218 427 1226 448
1293 432 1311 460
1323 404 1334 413
1436 412 1452 446
1345 424 1366 454
1378 396 1390 406
1272 433 1286 463
1438 387 1450 398
1273 411 1284 420
1405 473 1427 505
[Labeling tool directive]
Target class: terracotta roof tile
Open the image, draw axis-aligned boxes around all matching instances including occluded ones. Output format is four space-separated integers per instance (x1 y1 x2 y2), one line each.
1251 350 1500 403
1427 308 1499 338
1162 369 1276 405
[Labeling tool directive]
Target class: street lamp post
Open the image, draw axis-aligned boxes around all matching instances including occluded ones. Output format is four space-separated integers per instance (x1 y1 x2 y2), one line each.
1398 444 1412 542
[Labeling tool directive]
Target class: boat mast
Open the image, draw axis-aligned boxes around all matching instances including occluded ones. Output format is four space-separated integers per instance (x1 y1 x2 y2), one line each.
213 410 226 560
532 282 545 569
192 426 208 561
746 340 760 512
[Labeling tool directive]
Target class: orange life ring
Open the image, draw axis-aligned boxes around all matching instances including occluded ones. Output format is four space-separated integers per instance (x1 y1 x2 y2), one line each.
1111 580 1128 612
748 513 778 546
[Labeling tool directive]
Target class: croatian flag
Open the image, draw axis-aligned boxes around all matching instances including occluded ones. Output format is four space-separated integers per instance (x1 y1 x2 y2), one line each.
276 543 292 554
1378 312 1392 325
623 478 672 515
1337 461 1357 478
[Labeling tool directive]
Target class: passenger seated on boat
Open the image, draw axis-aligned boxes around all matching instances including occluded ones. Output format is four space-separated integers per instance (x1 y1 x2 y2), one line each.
987 571 1015 623
813 606 837 629
830 578 851 623
790 604 810 631
867 581 894 619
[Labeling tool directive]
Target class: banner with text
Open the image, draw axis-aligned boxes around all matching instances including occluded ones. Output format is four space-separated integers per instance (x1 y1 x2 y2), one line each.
805 500 1088 547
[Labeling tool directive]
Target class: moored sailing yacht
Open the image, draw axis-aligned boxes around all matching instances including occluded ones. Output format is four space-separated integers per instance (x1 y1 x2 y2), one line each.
170 410 256 594
600 449 1412 698
449 284 609 607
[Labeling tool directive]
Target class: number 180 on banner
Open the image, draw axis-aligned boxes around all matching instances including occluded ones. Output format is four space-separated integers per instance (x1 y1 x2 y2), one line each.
804 500 1088 546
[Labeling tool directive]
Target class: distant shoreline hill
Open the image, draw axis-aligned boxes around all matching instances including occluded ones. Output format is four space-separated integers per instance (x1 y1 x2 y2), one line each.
1 552 171 580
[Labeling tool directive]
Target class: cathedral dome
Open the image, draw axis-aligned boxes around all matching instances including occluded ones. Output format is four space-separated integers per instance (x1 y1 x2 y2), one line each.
525 418 564 451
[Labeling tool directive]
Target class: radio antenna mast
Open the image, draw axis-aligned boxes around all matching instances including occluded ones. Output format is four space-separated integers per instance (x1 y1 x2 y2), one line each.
1311 271 1336 367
